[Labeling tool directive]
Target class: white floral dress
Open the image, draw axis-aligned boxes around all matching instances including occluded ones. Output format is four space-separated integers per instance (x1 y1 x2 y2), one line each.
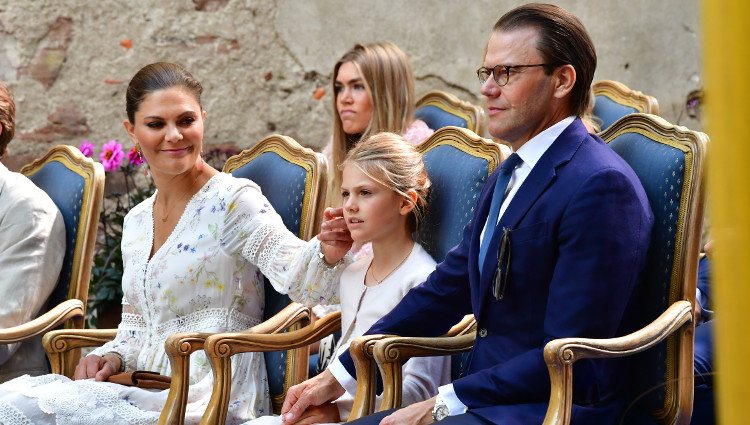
0 173 344 425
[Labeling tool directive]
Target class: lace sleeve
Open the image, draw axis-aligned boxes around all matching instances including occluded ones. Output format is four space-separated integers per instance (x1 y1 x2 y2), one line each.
222 181 350 306
89 299 145 371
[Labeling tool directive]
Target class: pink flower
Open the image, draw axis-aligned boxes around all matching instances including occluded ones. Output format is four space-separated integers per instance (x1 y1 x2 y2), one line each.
127 146 144 166
79 140 95 158
100 140 124 172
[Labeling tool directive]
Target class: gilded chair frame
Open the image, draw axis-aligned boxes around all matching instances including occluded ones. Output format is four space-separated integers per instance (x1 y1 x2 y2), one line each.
592 80 660 133
415 90 488 136
222 134 328 240
9 145 104 377
543 113 707 425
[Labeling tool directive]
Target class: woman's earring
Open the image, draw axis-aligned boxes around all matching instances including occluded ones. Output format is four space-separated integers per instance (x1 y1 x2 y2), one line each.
135 143 145 162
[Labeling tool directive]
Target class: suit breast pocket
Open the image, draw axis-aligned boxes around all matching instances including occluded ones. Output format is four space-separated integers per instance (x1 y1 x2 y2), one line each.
511 221 548 243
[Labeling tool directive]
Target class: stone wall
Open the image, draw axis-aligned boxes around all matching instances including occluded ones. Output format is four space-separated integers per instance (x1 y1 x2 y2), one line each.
0 0 701 170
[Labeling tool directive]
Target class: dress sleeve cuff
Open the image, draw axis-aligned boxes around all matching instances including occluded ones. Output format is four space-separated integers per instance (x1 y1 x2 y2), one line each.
438 383 468 416
328 358 358 396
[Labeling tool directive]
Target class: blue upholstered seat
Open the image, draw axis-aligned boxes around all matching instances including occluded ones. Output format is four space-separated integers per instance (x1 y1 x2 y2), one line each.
223 135 327 413
592 80 660 132
18 145 104 376
414 90 487 136
541 114 706 425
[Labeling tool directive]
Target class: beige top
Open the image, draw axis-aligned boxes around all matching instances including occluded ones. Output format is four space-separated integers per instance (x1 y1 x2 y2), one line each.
0 162 65 382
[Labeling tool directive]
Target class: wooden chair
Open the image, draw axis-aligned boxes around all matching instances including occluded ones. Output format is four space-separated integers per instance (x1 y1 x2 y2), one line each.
414 90 487 136
543 114 706 424
348 126 510 417
0 145 104 378
43 136 326 425
348 115 706 424
592 80 660 132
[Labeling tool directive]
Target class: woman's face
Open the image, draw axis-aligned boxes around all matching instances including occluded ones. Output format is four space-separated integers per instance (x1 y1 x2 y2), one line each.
335 61 373 135
124 86 206 179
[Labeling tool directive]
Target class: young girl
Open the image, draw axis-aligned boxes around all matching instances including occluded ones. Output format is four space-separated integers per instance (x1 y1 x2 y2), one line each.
253 132 449 424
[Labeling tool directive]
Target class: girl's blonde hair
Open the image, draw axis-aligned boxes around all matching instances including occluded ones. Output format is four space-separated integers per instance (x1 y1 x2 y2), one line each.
341 132 430 232
330 42 416 207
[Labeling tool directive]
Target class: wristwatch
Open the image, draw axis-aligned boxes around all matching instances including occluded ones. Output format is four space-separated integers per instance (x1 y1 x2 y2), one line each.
432 395 449 421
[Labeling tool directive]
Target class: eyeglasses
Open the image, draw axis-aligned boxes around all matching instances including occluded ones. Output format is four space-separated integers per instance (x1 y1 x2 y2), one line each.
493 227 512 300
477 64 550 86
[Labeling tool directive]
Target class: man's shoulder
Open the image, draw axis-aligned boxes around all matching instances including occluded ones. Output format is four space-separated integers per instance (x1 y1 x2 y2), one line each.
1 170 58 217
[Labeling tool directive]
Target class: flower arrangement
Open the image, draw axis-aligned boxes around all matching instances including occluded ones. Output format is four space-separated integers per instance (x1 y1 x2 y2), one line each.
79 139 153 327
79 140 240 327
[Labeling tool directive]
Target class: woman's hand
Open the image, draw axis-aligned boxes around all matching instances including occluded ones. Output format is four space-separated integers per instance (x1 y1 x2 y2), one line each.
318 207 352 264
73 354 121 381
287 402 340 425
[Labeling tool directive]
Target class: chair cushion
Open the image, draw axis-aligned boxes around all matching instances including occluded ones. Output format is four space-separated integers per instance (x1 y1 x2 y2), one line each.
27 160 85 307
594 95 639 132
415 105 469 131
231 151 309 404
416 144 490 262
609 132 687 414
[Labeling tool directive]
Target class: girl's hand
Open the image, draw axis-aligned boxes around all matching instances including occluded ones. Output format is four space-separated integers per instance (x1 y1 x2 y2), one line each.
318 207 352 263
73 354 121 381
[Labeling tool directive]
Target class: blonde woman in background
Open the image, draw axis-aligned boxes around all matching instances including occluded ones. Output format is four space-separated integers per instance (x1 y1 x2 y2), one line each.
323 42 433 211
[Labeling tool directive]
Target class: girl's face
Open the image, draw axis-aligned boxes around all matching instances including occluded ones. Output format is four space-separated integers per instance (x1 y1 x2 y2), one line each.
341 163 412 244
335 61 373 135
124 87 206 180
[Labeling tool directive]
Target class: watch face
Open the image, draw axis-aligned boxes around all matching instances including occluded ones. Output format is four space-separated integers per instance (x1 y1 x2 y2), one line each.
433 404 449 421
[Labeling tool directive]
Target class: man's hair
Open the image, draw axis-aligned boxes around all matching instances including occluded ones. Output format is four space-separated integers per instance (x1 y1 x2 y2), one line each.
0 81 16 157
494 3 597 117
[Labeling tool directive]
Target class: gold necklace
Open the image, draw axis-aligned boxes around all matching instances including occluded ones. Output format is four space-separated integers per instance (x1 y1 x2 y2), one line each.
367 243 414 285
157 171 202 223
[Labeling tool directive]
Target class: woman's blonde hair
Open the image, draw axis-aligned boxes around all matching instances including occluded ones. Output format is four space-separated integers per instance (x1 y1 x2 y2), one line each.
341 132 430 232
329 42 416 206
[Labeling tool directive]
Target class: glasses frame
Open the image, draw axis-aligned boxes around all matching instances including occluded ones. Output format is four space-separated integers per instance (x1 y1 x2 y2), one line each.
477 64 551 86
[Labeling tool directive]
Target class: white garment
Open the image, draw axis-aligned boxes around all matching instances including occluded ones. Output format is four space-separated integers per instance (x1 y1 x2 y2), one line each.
0 172 345 425
0 162 65 382
246 243 450 425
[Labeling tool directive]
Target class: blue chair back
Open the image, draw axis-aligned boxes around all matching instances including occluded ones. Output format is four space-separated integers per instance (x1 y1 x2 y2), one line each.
593 80 660 132
415 127 507 382
415 126 508 263
414 91 486 136
601 114 705 423
20 145 104 330
223 135 327 413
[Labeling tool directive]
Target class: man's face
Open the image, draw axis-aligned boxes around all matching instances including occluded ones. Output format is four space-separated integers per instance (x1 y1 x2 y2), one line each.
481 27 560 147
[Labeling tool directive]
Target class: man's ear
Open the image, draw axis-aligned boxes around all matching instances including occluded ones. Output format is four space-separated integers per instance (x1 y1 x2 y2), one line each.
553 64 576 100
400 189 418 216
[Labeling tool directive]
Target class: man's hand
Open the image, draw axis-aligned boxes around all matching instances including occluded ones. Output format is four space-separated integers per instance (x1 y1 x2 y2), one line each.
73 354 120 381
318 207 352 264
379 396 436 425
281 369 345 424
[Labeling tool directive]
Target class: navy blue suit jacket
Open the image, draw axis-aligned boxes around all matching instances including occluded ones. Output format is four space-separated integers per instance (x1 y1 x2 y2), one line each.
338 119 654 423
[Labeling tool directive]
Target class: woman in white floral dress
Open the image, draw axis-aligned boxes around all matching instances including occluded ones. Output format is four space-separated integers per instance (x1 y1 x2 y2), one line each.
0 63 350 425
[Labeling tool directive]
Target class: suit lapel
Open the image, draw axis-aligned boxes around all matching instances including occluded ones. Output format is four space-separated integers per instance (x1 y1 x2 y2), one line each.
475 119 589 320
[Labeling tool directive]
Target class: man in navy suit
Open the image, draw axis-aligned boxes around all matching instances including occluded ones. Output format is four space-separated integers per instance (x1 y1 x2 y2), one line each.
282 4 653 424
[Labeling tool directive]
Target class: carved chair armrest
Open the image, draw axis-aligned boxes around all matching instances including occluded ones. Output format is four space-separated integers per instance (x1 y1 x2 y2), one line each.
159 303 314 425
347 318 477 420
0 299 84 344
42 327 118 377
372 332 476 411
542 300 693 425
198 310 339 425
346 334 398 421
